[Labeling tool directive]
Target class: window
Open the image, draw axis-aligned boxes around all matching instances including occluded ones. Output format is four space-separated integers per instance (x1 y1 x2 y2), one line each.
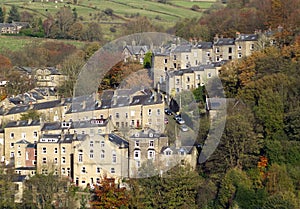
98 129 102 135
215 47 220 53
135 141 140 147
136 161 141 168
148 109 152 116
176 78 180 84
79 153 83 162
174 63 177 68
228 47 232 53
42 157 47 164
101 150 105 159
62 157 66 164
17 150 21 157
21 133 26 139
90 150 94 159
62 147 66 154
206 51 210 57
197 74 200 80
164 58 167 64
173 55 176 60
157 109 161 115
112 151 117 163
208 72 212 78
10 152 14 158
148 150 155 159
164 67 167 72
186 55 189 60
187 76 190 82
54 147 58 154
187 85 190 89
82 166 86 173
10 133 14 138
131 111 135 117
42 147 47 154
176 88 180 92
96 167 100 173
25 152 29 160
250 44 254 50
134 150 140 159
238 45 242 50
131 120 135 126
62 168 65 174
165 151 171 156
110 168 115 174
101 141 105 147
228 56 232 60
54 158 58 164
90 141 94 147
125 113 128 119
116 112 119 119
149 140 154 147
33 131 38 138
10 142 14 148
238 52 242 58
116 122 120 127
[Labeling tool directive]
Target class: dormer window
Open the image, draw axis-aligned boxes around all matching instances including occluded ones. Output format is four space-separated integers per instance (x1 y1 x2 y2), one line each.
149 133 153 138
62 121 71 128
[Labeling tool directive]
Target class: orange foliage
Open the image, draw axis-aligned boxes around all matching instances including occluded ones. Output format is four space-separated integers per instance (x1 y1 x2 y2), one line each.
90 176 129 209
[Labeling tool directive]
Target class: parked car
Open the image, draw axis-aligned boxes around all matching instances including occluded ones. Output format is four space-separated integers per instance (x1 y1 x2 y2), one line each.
179 125 188 132
164 108 172 115
173 114 181 120
176 117 185 124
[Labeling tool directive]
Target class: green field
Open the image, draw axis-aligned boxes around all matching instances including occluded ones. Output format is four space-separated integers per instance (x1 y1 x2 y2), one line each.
0 35 88 52
0 0 216 25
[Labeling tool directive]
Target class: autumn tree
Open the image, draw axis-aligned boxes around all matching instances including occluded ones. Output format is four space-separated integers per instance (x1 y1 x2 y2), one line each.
7 5 20 23
90 176 130 208
58 51 85 97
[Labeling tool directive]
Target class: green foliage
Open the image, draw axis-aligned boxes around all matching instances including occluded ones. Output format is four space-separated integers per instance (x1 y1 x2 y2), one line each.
7 5 20 23
20 109 42 121
143 51 152 69
192 85 206 104
0 7 4 23
129 165 202 209
0 167 17 208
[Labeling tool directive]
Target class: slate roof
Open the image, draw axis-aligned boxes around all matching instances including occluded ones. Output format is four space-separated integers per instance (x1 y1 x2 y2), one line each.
124 45 149 55
196 42 213 49
33 100 61 110
235 34 258 42
108 133 129 148
161 145 194 154
12 175 28 183
41 119 109 131
173 44 192 53
15 139 31 144
7 105 30 115
5 120 41 128
214 38 235 46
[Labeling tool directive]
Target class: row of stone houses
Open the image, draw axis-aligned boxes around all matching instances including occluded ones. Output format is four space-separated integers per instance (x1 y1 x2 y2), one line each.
1 86 199 189
151 33 259 93
0 22 29 34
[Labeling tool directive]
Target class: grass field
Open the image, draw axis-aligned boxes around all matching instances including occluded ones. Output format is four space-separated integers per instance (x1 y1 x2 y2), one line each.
0 0 217 51
0 0 216 24
0 35 88 52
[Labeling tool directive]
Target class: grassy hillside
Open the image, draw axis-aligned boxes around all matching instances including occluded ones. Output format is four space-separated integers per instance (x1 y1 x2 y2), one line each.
0 0 216 27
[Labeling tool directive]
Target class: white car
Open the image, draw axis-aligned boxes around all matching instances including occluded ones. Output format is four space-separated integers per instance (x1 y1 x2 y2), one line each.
179 125 188 132
176 117 185 125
